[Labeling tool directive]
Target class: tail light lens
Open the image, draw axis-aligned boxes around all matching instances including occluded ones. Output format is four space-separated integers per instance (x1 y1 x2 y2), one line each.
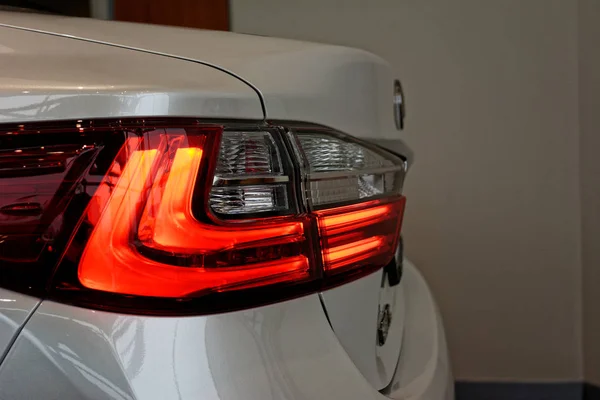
317 198 406 273
0 119 407 314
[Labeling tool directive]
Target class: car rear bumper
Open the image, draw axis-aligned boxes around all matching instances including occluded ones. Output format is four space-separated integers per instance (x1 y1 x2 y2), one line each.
0 260 453 400
385 260 454 400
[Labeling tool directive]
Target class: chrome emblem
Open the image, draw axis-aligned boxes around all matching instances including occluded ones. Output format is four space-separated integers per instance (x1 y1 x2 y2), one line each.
393 79 405 130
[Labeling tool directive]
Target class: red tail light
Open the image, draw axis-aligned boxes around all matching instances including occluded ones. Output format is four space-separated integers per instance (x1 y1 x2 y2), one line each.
0 119 406 314
317 198 406 273
79 130 309 297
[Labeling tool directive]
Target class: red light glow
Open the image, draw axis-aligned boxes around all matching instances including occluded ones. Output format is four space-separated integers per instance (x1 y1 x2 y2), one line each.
317 197 406 273
78 132 309 298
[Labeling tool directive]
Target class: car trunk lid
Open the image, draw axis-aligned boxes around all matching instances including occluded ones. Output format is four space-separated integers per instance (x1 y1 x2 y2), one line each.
0 12 399 140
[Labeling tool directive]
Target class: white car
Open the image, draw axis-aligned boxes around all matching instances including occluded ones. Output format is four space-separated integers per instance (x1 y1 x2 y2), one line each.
0 11 453 400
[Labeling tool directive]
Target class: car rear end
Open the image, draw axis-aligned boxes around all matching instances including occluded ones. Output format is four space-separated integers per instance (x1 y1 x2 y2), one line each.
0 12 453 400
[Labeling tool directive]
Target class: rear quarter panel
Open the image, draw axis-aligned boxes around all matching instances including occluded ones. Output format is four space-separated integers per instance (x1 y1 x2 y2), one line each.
0 289 39 365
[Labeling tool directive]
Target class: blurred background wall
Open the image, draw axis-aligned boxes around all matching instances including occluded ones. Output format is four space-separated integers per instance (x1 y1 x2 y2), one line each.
580 0 600 389
230 0 583 384
111 0 228 31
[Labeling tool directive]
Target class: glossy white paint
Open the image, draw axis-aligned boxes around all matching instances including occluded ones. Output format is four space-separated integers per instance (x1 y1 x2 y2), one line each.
0 26 263 123
320 268 405 390
0 289 39 362
387 262 453 400
0 261 451 400
0 12 398 140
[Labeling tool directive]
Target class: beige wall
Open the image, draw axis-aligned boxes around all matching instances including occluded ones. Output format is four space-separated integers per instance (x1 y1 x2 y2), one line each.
580 0 600 387
231 0 582 381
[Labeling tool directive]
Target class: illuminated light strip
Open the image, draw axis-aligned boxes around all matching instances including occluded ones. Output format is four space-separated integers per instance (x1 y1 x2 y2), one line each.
79 147 158 292
320 204 392 229
79 143 309 298
317 197 406 273
323 236 385 268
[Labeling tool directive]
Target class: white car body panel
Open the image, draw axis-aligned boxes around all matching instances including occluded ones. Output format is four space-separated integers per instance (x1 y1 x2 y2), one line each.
0 289 39 361
0 261 451 400
320 264 405 390
0 13 397 140
0 26 263 123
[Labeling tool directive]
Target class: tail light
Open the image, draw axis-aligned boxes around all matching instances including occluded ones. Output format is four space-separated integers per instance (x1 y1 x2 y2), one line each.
0 119 407 314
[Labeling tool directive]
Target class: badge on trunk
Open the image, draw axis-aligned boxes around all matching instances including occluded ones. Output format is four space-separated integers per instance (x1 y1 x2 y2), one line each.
394 79 405 130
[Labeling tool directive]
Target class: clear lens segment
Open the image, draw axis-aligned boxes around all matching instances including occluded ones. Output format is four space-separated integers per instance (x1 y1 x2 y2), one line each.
210 131 290 216
215 131 283 176
296 132 405 207
298 133 393 172
209 185 288 215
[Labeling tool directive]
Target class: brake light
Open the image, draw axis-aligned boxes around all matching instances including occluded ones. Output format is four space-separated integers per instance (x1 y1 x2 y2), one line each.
317 198 406 272
79 130 309 297
0 119 407 313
